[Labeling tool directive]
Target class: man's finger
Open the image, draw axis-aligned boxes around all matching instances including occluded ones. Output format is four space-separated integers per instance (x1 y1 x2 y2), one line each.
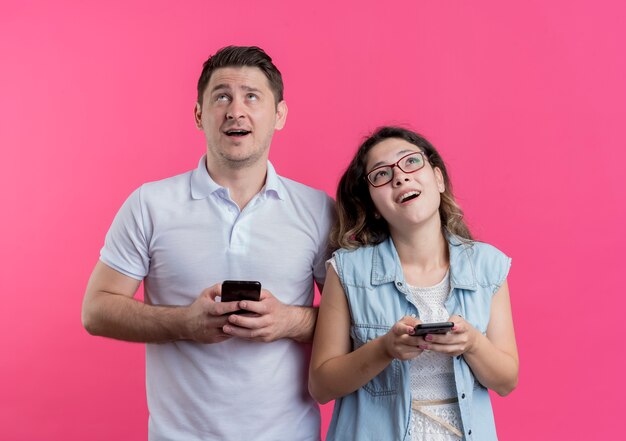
200 284 222 301
238 299 265 314
227 313 266 329
258 289 274 300
213 300 241 315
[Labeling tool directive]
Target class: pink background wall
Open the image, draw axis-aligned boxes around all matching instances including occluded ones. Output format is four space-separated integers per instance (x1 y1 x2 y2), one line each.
2 1 624 439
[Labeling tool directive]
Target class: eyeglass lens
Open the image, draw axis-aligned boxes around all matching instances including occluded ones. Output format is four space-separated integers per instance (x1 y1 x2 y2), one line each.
368 153 425 186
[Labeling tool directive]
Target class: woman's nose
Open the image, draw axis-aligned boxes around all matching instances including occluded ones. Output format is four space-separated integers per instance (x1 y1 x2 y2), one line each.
393 171 410 186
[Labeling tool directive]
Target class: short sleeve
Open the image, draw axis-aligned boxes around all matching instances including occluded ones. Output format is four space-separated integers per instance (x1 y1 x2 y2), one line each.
484 245 511 295
494 255 512 294
325 255 338 274
99 186 150 280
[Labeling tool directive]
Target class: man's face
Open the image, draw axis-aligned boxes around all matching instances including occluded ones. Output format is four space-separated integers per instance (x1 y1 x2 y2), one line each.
194 66 287 170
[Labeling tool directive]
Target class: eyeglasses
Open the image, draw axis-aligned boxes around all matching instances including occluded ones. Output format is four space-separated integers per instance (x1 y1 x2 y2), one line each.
365 152 427 187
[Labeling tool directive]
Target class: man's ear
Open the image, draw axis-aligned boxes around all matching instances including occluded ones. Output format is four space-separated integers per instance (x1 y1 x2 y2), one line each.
274 100 288 130
194 102 202 129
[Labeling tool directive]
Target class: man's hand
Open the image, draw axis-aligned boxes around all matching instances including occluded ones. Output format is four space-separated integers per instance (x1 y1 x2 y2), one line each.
83 263 242 344
184 284 242 344
222 289 313 343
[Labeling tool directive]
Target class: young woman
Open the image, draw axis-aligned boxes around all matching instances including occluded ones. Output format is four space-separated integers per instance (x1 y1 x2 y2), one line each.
309 127 518 440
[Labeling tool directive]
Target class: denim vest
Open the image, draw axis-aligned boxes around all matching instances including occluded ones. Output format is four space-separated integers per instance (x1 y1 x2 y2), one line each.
327 235 511 441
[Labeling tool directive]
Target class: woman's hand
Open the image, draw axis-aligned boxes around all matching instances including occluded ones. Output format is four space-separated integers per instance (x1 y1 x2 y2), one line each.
418 282 519 396
417 315 480 357
382 316 425 360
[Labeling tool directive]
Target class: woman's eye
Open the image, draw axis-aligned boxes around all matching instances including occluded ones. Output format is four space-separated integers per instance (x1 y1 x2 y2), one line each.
375 170 389 179
405 156 422 167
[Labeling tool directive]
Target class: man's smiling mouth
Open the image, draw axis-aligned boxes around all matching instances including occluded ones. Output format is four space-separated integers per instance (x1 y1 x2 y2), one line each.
224 129 251 137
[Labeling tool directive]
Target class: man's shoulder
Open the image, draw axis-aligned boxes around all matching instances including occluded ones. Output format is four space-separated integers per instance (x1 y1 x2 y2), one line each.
275 174 332 203
142 169 193 190
132 169 194 205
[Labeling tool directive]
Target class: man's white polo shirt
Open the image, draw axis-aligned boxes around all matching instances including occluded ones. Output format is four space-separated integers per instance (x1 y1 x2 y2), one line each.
100 156 334 441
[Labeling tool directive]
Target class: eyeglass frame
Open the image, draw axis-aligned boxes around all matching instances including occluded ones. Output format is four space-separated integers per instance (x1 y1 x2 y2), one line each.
365 151 429 187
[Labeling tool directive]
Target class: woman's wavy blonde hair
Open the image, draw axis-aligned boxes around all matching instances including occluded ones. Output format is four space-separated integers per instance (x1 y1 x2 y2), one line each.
331 126 473 250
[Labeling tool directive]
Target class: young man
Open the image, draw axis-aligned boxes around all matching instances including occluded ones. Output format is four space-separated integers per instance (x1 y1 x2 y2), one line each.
82 46 334 441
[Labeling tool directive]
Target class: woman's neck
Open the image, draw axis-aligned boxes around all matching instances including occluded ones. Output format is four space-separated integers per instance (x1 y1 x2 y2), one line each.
390 219 449 287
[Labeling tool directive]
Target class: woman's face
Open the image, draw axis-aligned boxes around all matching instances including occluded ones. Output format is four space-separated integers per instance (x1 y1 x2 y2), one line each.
365 138 445 232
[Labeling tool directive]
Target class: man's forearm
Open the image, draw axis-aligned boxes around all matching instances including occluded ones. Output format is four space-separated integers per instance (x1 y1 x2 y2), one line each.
82 292 188 343
286 305 318 343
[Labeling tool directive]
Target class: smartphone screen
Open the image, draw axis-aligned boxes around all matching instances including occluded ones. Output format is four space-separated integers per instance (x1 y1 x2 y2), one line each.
221 280 261 314
414 321 454 336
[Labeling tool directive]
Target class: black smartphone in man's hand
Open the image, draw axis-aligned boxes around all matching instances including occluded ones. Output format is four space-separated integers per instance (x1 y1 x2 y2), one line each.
221 280 261 314
414 321 454 336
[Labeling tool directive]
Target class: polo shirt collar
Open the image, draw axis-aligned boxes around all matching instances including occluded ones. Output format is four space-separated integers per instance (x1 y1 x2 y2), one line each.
190 155 284 200
263 161 283 200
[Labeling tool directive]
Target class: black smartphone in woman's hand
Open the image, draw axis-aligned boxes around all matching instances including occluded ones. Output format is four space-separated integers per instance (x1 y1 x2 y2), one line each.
414 321 454 336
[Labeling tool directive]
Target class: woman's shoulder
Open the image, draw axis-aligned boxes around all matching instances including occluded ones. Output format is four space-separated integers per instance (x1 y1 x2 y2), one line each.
449 234 508 259
449 236 511 289
333 243 377 260
331 242 384 279
469 240 508 260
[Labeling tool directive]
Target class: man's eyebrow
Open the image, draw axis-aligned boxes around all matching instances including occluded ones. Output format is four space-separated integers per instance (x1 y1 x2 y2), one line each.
242 85 263 93
210 84 232 93
369 149 419 169
210 84 262 94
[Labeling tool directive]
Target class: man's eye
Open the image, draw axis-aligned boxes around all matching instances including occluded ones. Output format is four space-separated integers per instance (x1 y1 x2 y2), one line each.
247 93 258 100
216 94 229 101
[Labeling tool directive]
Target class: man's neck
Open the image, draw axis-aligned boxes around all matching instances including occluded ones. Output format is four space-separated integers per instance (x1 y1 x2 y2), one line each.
205 158 268 210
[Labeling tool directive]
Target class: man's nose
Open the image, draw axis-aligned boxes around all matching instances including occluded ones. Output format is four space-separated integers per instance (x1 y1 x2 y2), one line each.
226 99 245 120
